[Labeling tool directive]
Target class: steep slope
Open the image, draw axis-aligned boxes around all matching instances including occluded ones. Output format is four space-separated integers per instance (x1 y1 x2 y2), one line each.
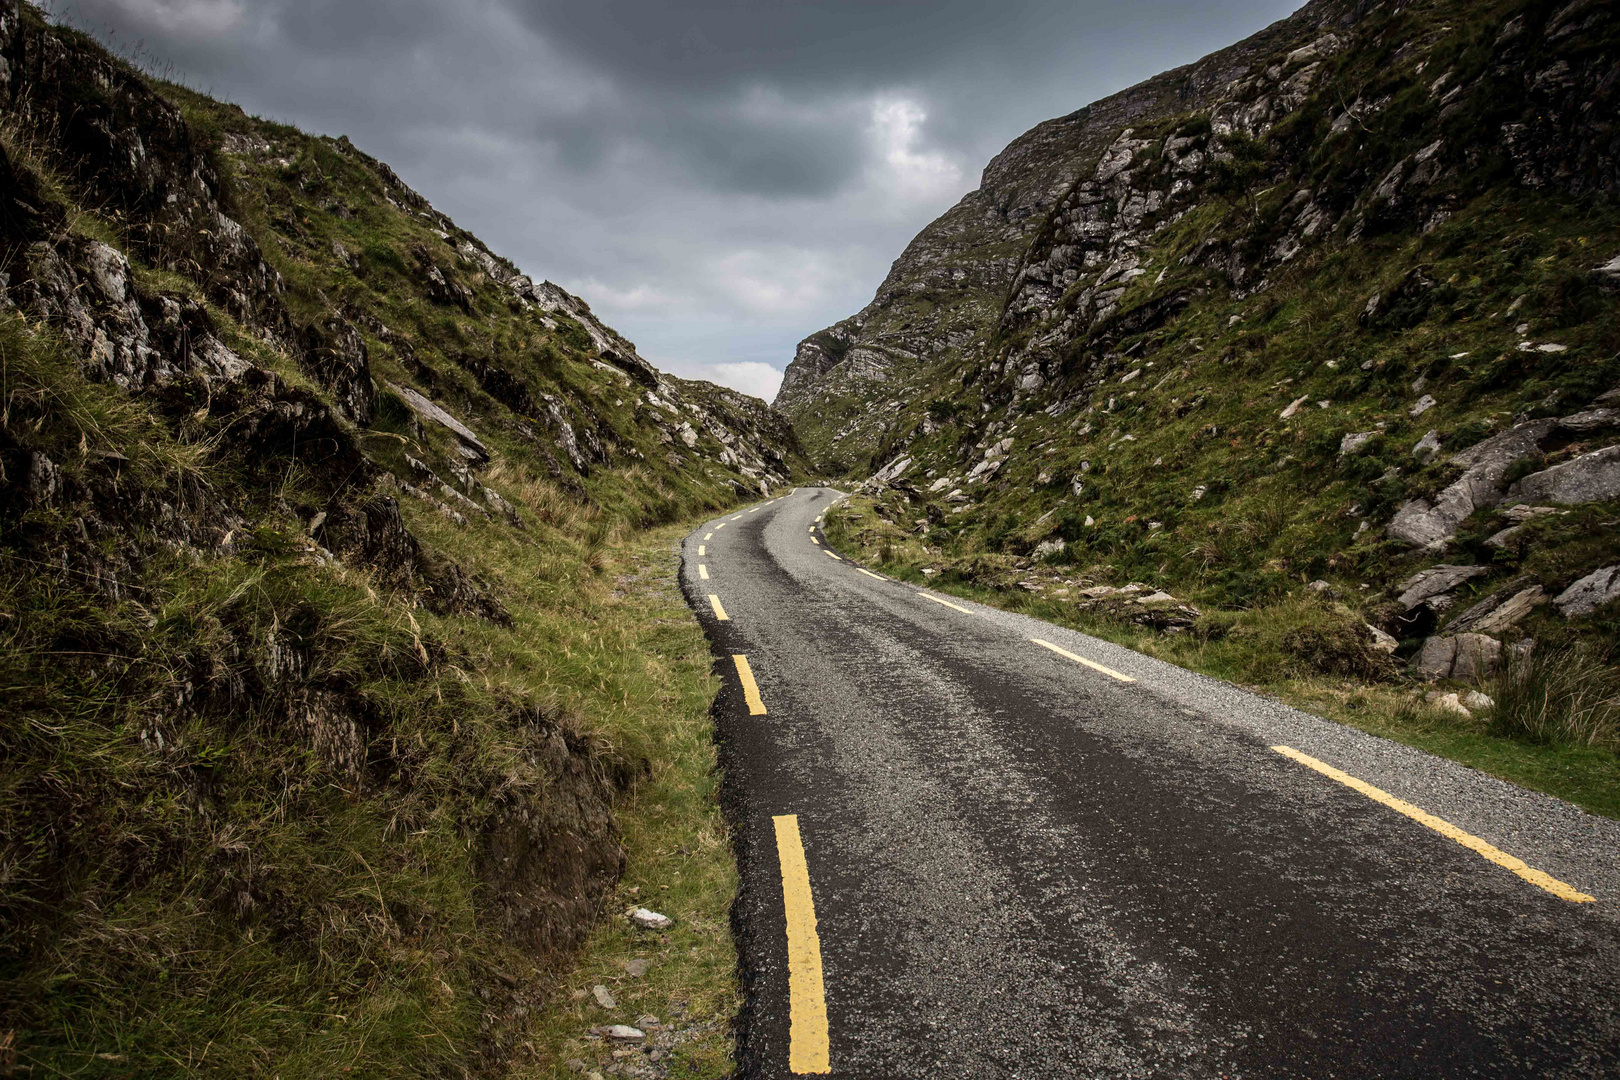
0 2 797 1074
806 0 1620 778
776 0 1358 471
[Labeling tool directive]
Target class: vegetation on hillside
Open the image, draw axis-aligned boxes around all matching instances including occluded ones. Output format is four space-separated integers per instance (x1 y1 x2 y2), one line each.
0 2 796 1073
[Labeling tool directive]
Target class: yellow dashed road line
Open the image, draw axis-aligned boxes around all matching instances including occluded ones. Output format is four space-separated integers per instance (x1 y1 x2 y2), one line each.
698 564 710 580
1271 745 1595 903
1029 637 1136 682
704 532 713 541
731 514 744 521
708 594 730 621
733 653 767 716
716 522 726 531
917 591 971 614
698 544 706 556
812 537 820 546
824 550 841 561
857 568 885 581
773 814 830 1074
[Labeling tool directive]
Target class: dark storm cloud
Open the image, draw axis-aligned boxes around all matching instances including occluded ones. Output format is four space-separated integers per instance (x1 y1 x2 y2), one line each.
45 0 1300 399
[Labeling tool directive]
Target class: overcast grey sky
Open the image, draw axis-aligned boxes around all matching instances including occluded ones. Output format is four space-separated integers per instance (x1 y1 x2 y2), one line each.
49 0 1299 401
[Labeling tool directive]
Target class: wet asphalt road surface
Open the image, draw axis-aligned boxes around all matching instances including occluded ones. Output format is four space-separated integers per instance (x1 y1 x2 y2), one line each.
680 487 1620 1079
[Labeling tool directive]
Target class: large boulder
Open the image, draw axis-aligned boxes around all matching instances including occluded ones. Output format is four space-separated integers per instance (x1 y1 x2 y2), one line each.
1395 564 1491 610
1504 444 1620 506
1447 585 1544 635
1387 420 1557 548
1413 633 1502 682
1553 565 1620 618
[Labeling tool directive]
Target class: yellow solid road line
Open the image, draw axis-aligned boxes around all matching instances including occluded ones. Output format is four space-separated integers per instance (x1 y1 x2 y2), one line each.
918 591 971 614
773 814 830 1074
698 545 706 556
709 594 730 621
857 568 885 581
1029 638 1137 683
1271 745 1595 903
733 654 767 716
699 564 710 580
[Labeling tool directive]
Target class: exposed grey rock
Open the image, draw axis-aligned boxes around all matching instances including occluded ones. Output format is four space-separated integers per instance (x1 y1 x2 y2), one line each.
1485 526 1522 548
1449 586 1544 635
1427 691 1472 717
387 381 489 461
603 1025 645 1041
1463 690 1495 712
1409 394 1437 417
1339 431 1376 455
1033 538 1067 559
1553 565 1620 618
1279 395 1309 420
1412 429 1442 462
1502 504 1560 522
629 907 673 930
1387 419 1558 548
1395 564 1491 611
624 958 651 978
1504 444 1620 506
592 985 617 1010
1414 633 1501 682
1365 623 1399 654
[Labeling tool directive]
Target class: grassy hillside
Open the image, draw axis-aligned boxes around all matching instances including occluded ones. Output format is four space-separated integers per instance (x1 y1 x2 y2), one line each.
0 1 799 1073
804 0 1620 809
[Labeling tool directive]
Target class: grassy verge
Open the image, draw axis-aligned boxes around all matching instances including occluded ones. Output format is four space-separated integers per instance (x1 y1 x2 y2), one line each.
826 498 1620 820
463 523 741 1080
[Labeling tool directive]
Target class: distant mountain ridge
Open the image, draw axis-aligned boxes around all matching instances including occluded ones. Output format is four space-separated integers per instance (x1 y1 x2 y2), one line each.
775 0 1358 466
780 0 1620 694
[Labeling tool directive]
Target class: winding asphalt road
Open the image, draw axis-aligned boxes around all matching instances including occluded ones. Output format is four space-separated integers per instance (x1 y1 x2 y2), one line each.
680 486 1620 1079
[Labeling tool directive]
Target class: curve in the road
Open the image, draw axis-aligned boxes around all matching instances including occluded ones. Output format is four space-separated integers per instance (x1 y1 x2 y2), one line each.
683 487 1620 1079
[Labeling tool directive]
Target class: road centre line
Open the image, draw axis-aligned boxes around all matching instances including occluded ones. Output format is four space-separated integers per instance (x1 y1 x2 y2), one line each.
772 814 831 1074
731 514 744 520
698 545 705 556
716 523 726 530
704 533 713 541
1029 638 1136 682
733 654 767 716
917 591 971 614
1271 745 1595 903
708 594 730 621
699 565 709 580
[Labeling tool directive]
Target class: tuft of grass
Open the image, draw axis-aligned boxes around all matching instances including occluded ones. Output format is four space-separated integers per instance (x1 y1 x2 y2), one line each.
1486 646 1620 751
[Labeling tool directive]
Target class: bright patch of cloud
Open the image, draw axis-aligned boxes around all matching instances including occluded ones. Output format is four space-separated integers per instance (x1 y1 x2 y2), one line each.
695 361 784 402
867 96 963 202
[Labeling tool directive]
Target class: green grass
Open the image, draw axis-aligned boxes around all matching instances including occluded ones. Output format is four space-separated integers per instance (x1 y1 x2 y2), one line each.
825 497 1620 820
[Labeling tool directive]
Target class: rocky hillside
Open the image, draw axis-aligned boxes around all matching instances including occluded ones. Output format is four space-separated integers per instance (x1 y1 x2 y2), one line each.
792 0 1619 742
776 0 1356 470
0 1 798 1073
